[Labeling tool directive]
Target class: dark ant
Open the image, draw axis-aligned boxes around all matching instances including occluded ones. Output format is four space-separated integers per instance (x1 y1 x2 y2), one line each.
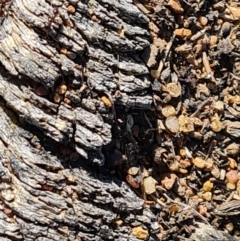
46 5 59 29
43 5 60 39
49 6 59 24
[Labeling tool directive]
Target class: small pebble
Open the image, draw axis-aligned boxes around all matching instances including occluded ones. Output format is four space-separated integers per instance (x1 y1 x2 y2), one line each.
228 157 237 169
192 157 207 169
165 116 179 133
143 176 157 194
198 16 208 26
179 168 188 174
169 160 180 172
132 227 149 240
211 165 220 179
161 173 177 190
226 182 236 191
198 205 207 216
225 222 234 232
233 193 240 200
226 143 240 156
179 158 191 168
211 114 223 132
127 167 140 175
209 35 218 46
174 28 192 38
115 219 123 226
214 100 224 112
179 148 186 158
67 5 75 14
161 105 176 118
203 180 213 192
56 84 67 95
60 47 68 55
202 192 212 201
226 170 239 184
100 96 112 107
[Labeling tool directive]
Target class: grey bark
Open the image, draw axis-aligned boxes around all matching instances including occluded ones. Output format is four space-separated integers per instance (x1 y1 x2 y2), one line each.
0 0 238 241
0 0 157 240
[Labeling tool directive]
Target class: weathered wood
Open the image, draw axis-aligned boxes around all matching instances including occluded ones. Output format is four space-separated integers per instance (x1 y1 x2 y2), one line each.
0 0 157 240
0 0 152 159
0 101 160 240
0 0 238 241
189 222 238 241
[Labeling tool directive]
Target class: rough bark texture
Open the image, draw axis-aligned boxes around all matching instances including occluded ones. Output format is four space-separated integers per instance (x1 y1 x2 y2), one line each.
0 102 159 240
0 0 157 240
0 0 238 241
0 0 153 162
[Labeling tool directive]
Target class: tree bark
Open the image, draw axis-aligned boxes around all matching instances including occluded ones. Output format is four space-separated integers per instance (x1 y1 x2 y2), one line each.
0 0 157 240
0 0 238 241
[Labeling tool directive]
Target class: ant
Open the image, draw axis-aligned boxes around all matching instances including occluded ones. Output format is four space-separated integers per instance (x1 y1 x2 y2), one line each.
46 4 59 29
43 4 60 39
48 6 59 25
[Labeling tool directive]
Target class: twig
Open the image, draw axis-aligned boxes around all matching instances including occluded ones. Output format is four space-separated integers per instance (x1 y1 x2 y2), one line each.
181 0 191 6
142 111 152 128
150 195 168 208
179 237 194 241
202 52 211 75
204 140 215 161
202 52 216 83
231 52 240 57
162 193 212 226
230 73 240 81
226 191 234 203
190 97 213 118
